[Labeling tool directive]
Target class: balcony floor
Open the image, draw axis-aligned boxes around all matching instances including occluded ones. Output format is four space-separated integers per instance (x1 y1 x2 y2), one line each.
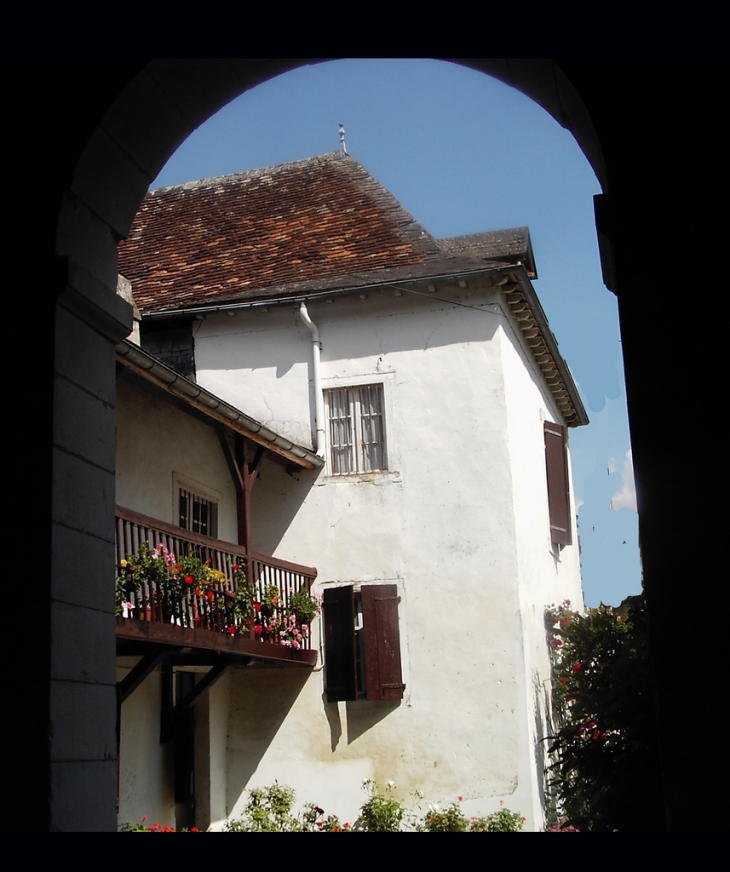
116 617 318 667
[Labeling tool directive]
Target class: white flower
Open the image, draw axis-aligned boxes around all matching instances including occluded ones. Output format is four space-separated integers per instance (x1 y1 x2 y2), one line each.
429 803 440 813
386 780 395 789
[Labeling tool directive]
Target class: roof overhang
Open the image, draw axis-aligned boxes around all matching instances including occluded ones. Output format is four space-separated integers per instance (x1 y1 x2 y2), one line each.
137 261 588 429
116 339 324 470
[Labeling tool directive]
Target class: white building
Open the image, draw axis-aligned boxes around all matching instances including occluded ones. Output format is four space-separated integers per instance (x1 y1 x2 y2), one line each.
117 152 588 830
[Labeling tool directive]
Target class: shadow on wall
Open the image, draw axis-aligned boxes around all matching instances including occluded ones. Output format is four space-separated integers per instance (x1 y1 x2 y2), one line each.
226 666 312 811
322 695 400 751
533 673 550 818
250 457 320 556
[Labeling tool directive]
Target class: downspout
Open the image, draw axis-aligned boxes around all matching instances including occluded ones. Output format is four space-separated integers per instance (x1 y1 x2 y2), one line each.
299 302 326 458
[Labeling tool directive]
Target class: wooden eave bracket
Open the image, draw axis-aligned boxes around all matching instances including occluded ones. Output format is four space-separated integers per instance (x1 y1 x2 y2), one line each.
118 650 172 704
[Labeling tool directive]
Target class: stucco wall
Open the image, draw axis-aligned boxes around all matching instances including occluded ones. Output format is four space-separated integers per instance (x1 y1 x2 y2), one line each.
498 305 586 823
115 378 238 543
189 282 584 828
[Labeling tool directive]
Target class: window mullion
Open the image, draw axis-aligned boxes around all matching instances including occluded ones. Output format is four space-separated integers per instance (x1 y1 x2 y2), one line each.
352 387 363 473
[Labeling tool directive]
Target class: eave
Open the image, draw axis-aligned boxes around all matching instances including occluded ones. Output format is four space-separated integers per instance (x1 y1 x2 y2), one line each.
116 339 323 470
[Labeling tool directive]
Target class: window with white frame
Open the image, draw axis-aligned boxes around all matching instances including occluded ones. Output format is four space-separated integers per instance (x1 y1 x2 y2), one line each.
325 383 387 475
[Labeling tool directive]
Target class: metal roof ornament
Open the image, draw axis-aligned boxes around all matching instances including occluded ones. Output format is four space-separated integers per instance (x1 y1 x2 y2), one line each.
339 123 347 154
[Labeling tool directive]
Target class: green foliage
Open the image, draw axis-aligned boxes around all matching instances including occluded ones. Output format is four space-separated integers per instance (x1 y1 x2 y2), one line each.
356 780 405 832
116 543 226 617
420 802 468 832
288 588 321 624
130 782 527 833
470 806 525 832
545 596 664 832
225 783 304 832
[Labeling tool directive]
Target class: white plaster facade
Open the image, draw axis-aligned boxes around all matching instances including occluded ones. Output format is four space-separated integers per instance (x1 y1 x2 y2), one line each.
173 275 585 829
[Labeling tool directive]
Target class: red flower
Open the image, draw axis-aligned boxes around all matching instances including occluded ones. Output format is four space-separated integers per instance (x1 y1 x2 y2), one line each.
227 625 236 635
254 624 263 636
458 796 463 801
254 602 261 613
573 662 582 672
176 565 183 572
195 588 201 597
190 827 199 832
185 575 194 585
208 591 214 602
233 564 240 571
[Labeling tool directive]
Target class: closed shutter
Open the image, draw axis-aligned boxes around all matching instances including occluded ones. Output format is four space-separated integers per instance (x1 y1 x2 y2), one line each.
544 421 572 546
323 586 357 702
361 584 405 701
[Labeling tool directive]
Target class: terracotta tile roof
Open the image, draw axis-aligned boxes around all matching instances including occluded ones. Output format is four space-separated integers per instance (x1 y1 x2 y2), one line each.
437 229 536 278
117 152 585 427
119 152 535 314
119 153 447 314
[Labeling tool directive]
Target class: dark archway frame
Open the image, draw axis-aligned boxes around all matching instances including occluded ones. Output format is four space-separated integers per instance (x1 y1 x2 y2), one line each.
8 59 720 831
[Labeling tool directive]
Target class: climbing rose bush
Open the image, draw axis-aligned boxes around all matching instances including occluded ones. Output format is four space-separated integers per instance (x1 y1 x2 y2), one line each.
545 596 664 832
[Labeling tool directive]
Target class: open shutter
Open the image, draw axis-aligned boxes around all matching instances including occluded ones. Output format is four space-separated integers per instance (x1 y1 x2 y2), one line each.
544 421 572 545
361 584 405 701
323 586 357 702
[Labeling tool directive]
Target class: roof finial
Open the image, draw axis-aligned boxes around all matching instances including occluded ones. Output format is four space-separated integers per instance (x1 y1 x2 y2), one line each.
338 123 347 155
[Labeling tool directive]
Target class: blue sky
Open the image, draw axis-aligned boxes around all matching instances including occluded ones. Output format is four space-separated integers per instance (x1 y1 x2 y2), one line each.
151 59 641 608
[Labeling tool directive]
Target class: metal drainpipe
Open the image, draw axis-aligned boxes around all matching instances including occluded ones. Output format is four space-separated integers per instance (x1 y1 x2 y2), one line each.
299 302 326 458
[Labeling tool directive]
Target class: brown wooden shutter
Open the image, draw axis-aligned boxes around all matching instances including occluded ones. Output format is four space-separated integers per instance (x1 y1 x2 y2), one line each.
361 584 405 701
323 586 357 702
544 421 572 546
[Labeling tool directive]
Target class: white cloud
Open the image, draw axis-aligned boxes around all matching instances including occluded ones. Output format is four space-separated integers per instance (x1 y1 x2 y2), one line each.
609 449 637 512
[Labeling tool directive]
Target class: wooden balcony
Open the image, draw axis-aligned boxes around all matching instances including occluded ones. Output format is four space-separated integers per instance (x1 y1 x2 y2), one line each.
115 505 318 666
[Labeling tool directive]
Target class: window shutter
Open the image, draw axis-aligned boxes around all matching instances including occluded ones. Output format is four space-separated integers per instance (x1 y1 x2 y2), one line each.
323 586 357 702
544 422 572 546
361 584 405 701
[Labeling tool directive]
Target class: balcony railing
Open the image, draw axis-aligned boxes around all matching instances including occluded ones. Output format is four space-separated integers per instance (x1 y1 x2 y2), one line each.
115 505 317 653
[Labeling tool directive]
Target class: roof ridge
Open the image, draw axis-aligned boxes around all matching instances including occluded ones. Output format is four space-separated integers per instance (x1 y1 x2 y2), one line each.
437 227 529 242
149 152 352 196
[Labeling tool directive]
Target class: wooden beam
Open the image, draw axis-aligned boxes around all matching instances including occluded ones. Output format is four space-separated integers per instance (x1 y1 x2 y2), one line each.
216 424 244 496
118 650 171 704
174 664 230 714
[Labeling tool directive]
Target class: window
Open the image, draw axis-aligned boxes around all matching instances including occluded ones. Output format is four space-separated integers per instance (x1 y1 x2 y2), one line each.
325 384 387 475
544 421 572 546
323 584 405 702
178 487 218 538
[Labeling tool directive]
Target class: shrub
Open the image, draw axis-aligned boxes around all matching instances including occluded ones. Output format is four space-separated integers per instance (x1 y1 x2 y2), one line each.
545 596 664 831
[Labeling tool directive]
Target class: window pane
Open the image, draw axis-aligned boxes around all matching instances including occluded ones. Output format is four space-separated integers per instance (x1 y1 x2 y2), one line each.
328 388 354 475
359 385 386 472
325 384 387 475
